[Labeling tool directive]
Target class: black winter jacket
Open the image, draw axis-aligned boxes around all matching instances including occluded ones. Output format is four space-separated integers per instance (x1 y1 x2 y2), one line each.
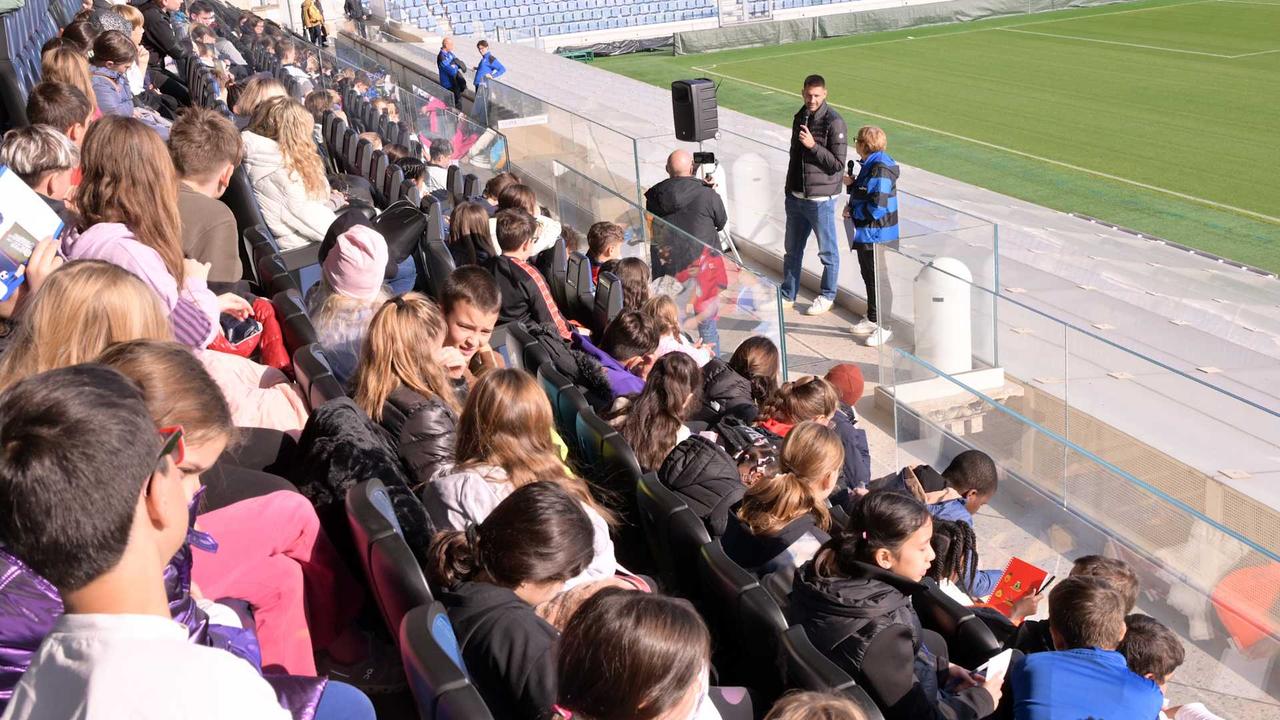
692 358 758 425
139 0 182 69
486 255 561 331
644 175 727 247
380 385 458 488
785 103 848 198
440 581 558 720
657 435 745 538
789 560 994 720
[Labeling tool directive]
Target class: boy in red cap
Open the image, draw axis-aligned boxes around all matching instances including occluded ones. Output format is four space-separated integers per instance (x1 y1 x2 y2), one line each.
824 363 871 507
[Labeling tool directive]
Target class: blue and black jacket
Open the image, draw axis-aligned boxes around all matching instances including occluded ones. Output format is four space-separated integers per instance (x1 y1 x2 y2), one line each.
848 150 899 245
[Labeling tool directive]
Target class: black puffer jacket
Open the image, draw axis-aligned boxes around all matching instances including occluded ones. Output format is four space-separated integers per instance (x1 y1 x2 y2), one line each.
692 358 758 425
657 435 745 538
789 560 994 720
138 0 183 69
644 175 727 247
524 322 613 412
785 102 848 198
380 386 458 488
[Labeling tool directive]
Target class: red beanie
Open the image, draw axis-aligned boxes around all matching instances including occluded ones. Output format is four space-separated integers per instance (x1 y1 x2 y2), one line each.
825 363 865 406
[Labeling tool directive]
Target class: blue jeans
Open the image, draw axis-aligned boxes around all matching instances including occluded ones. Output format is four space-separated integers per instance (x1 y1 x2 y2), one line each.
781 194 840 302
698 317 720 356
314 680 375 720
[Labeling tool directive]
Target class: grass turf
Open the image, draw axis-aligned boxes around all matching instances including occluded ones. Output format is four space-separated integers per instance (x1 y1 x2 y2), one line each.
595 0 1280 273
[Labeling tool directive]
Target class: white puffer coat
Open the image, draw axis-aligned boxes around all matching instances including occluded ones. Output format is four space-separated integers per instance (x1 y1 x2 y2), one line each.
240 131 336 250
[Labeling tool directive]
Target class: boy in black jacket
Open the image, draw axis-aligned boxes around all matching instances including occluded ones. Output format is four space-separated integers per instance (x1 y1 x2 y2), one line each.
484 208 572 340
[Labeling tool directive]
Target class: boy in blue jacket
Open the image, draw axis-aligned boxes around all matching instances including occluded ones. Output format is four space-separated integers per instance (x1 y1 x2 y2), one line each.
844 125 899 347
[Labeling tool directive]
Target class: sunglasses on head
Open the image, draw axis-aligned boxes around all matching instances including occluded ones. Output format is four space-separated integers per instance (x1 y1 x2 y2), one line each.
157 425 185 469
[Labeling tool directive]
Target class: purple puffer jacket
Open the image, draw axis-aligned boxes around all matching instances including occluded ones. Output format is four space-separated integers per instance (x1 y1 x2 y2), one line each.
0 502 327 718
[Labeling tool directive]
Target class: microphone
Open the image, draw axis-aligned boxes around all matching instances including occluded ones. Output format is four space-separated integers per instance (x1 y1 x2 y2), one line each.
802 111 812 131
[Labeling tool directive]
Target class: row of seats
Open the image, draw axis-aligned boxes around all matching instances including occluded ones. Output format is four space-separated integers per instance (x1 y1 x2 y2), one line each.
0 0 82 130
393 0 716 37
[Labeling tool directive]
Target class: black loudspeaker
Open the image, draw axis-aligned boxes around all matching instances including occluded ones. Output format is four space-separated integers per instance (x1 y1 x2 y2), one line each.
671 78 718 143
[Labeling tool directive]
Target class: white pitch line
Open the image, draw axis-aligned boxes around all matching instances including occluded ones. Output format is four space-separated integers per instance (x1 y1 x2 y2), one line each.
688 65 1280 226
1229 47 1280 57
998 27 1237 57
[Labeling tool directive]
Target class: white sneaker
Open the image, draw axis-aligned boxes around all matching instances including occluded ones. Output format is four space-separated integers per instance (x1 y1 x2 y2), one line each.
805 296 834 316
851 317 877 334
864 327 893 347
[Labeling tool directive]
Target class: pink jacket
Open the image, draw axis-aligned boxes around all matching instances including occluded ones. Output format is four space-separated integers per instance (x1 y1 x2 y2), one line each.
198 351 310 436
63 223 220 348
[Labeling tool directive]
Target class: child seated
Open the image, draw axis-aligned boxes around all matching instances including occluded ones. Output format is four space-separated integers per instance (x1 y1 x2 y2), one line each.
612 352 702 471
440 266 504 384
0 366 294 718
1119 614 1224 720
1008 554 1139 655
766 691 870 720
1010 576 1163 720
642 294 713 367
824 363 872 493
305 225 389 386
0 125 79 224
485 208 572 339
586 221 623 283
574 310 660 398
924 450 999 527
723 421 841 577
756 375 838 438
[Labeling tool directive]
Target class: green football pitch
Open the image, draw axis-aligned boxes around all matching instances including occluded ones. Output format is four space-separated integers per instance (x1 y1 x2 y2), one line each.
595 0 1280 273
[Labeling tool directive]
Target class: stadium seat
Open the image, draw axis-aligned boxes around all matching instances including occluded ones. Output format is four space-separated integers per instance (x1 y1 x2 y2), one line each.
573 407 650 569
400 603 496 720
636 471 709 598
534 236 568 307
271 288 318 358
347 480 435 648
913 580 1003 669
256 252 300 298
503 323 537 372
421 195 446 243
696 540 788 698
781 625 884 719
292 343 346 411
354 138 374 180
537 363 589 448
222 167 270 249
401 179 423 208
370 151 390 191
446 165 464 206
462 173 479 200
419 237 456 301
592 270 623 334
383 165 406 208
563 251 593 320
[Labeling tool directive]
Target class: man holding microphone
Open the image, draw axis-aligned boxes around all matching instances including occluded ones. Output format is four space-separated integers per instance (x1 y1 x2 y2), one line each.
781 74 847 316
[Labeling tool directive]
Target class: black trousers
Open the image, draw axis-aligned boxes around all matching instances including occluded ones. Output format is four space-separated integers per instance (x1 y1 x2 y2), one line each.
854 239 898 324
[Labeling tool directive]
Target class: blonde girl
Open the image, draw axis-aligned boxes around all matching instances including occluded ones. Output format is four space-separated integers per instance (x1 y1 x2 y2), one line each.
241 96 337 248
641 293 712 367
757 374 838 438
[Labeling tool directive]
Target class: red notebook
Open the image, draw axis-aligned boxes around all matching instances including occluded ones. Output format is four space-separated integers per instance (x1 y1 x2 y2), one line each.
981 558 1048 617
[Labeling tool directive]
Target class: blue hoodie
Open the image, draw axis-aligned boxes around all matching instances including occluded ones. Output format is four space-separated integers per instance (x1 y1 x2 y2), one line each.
848 150 899 245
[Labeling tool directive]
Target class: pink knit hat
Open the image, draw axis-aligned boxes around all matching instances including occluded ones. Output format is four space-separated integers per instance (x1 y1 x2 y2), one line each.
323 225 388 301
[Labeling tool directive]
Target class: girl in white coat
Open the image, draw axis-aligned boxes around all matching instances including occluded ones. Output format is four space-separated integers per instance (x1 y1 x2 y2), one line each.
241 96 337 250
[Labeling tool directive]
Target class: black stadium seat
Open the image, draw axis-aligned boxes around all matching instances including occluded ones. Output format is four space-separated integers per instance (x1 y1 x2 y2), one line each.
462 173 479 200
370 151 389 190
383 165 406 208
573 407 650 569
593 270 624 334
536 363 588 447
0 0 60 131
421 194 446 243
696 540 789 699
400 603 496 720
292 343 345 411
347 480 434 647
272 289 318 357
503 323 536 372
781 625 885 719
420 237 456 301
636 472 709 599
913 580 1003 669
535 236 567 307
445 165 464 206
401 179 423 208
256 252 299 298
564 252 594 320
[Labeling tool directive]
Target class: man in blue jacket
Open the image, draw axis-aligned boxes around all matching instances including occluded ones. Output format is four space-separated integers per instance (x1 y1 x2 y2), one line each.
472 39 506 126
844 125 899 347
436 36 466 109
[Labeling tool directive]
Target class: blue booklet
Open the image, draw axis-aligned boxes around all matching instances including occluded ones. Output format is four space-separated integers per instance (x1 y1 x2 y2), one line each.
0 166 64 302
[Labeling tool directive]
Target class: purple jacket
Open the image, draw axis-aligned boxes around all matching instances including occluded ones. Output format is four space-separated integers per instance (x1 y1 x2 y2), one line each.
0 501 326 718
63 223 220 348
572 332 645 398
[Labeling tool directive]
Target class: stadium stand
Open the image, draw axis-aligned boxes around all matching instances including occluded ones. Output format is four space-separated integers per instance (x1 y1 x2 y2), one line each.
390 0 718 36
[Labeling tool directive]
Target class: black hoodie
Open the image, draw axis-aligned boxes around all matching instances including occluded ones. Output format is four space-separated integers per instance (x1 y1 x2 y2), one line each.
644 175 727 250
789 559 995 720
440 581 558 720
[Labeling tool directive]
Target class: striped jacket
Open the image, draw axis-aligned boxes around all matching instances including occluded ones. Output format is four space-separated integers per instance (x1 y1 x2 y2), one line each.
848 150 900 245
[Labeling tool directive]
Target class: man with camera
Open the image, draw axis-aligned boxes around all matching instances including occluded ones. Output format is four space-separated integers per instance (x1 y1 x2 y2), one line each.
436 37 468 109
782 74 847 316
645 149 727 252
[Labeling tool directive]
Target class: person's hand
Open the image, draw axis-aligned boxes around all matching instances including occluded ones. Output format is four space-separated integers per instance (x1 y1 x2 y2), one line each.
190 580 204 600
946 663 981 691
184 258 211 282
1009 592 1044 624
436 345 467 373
702 174 717 188
25 237 63 298
842 174 854 187
798 124 816 149
842 204 852 219
217 293 252 320
978 672 1004 708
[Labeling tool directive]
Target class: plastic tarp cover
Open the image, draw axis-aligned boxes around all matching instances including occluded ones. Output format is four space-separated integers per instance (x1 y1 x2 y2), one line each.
555 36 673 57
674 0 1131 54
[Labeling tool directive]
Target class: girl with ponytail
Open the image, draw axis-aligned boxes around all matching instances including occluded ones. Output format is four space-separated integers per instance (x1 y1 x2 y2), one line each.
788 491 1004 720
722 421 842 576
426 482 594 720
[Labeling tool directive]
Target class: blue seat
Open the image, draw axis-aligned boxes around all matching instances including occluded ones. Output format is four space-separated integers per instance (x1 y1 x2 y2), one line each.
347 479 434 647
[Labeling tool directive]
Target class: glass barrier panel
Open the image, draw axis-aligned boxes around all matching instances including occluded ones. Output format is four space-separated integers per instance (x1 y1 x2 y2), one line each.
889 349 1280 712
551 162 786 369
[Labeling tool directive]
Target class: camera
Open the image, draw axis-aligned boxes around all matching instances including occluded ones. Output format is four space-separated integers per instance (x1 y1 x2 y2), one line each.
693 151 716 166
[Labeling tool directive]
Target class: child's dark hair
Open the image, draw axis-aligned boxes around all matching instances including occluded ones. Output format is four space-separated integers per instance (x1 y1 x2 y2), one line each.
815 490 931 577
494 208 538 253
1117 614 1184 683
554 589 710 720
442 266 501 316
426 482 594 590
761 375 838 425
941 449 998 497
600 310 659 362
0 365 162 591
729 336 780 407
617 352 701 471
1070 555 1139 612
1048 575 1127 650
614 257 651 311
926 519 978 590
